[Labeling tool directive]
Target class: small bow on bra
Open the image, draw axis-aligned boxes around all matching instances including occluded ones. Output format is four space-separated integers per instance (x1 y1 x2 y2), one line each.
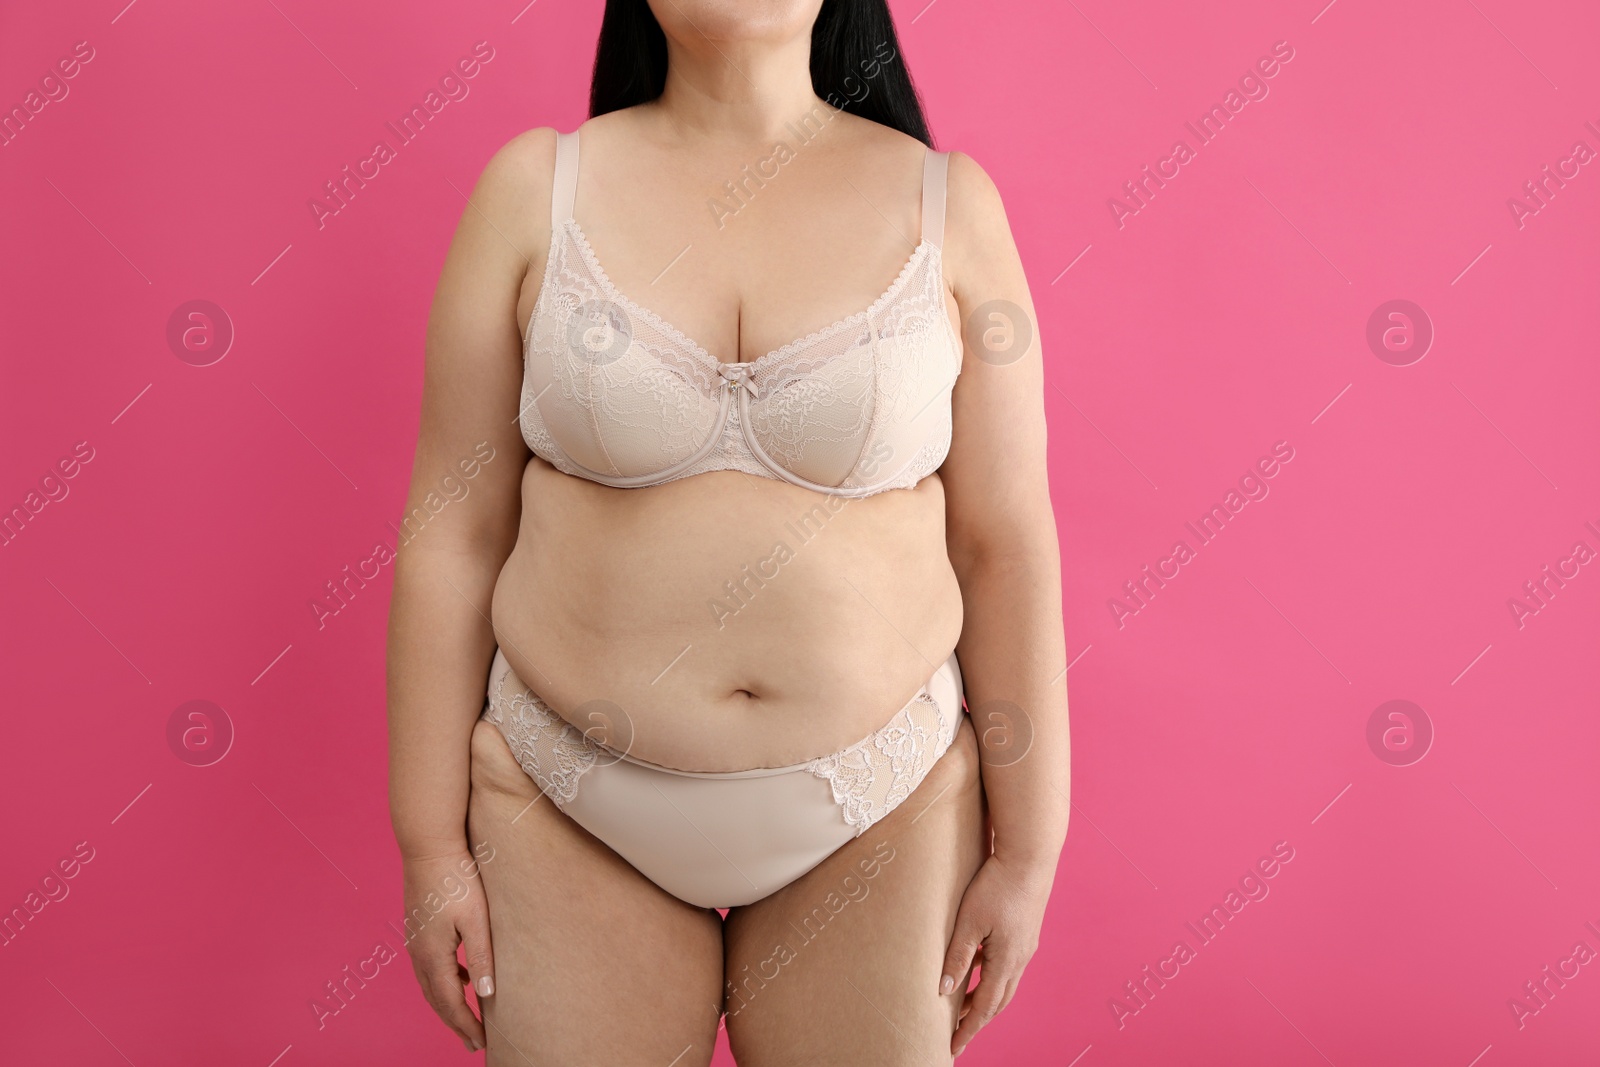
717 361 761 399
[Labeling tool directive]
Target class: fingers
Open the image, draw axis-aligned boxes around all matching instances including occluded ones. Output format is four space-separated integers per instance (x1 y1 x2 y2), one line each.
940 911 986 997
459 899 497 1004
410 936 487 1053
951 968 1017 1058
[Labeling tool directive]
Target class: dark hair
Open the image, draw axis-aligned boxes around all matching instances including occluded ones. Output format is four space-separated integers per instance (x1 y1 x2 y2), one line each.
588 0 932 147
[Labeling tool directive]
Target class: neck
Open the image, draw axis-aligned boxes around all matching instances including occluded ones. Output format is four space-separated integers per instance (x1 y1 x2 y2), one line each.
652 34 830 145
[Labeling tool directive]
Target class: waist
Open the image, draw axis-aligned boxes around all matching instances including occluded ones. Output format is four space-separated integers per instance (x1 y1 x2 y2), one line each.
486 646 964 778
490 461 964 769
487 611 964 769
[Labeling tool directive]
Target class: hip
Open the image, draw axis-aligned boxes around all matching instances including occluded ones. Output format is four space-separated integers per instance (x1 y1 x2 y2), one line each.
479 645 968 907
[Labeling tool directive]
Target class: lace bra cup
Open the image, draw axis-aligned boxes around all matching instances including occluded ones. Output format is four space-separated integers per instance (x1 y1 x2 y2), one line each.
520 129 962 497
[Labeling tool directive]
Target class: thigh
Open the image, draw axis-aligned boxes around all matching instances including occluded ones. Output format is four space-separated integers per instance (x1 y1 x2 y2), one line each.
721 716 987 1067
467 718 725 1067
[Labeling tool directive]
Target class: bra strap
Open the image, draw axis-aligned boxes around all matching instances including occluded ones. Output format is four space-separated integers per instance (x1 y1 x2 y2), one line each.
551 129 579 227
920 148 950 249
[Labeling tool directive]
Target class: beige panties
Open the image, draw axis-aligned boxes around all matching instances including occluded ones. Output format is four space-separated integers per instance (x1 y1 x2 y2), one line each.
481 647 965 908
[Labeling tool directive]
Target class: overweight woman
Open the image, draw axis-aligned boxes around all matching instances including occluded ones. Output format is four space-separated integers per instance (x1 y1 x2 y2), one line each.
386 1 1069 1062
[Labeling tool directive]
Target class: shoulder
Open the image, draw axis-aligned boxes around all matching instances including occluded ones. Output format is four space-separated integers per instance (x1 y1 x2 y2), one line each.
475 126 561 207
479 110 643 193
452 127 568 266
942 149 1009 238
936 148 1025 303
831 111 928 169
494 125 562 162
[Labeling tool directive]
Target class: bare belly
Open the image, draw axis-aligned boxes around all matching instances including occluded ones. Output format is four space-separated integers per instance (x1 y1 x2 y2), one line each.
490 457 965 771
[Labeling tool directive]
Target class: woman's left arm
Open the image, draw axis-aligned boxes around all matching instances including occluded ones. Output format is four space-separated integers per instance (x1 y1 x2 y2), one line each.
935 150 1071 1058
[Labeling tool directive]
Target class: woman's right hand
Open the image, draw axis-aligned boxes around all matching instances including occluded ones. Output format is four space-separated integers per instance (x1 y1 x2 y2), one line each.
399 846 497 1053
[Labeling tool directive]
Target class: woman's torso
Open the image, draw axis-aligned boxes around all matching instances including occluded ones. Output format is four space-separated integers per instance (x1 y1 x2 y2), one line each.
490 109 965 771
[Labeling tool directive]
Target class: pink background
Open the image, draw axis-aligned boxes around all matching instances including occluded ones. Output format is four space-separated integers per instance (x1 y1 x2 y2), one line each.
3 0 1597 1063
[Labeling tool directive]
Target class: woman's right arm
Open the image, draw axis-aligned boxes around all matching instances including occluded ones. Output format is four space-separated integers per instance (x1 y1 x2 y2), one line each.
385 127 556 1052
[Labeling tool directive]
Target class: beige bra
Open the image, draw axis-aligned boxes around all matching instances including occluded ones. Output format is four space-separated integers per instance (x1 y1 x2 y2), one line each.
519 129 961 497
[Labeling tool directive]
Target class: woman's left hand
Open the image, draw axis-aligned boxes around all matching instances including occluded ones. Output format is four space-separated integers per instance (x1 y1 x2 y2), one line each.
941 852 1056 1057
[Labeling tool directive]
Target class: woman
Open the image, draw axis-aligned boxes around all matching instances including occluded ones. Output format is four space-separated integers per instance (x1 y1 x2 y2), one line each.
386 0 1069 1062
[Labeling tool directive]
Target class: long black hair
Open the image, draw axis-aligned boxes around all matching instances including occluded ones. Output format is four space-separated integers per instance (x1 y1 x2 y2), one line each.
588 0 932 147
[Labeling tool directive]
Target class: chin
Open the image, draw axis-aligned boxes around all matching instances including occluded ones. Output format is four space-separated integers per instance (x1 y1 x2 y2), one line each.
647 0 824 43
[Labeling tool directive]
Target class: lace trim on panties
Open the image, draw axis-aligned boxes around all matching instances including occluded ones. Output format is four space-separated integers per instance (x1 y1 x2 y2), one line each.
481 666 594 809
483 668 954 833
802 691 954 836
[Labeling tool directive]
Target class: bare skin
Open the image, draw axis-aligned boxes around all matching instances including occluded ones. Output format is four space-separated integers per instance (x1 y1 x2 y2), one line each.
386 0 1069 1060
490 113 966 771
465 712 984 1067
